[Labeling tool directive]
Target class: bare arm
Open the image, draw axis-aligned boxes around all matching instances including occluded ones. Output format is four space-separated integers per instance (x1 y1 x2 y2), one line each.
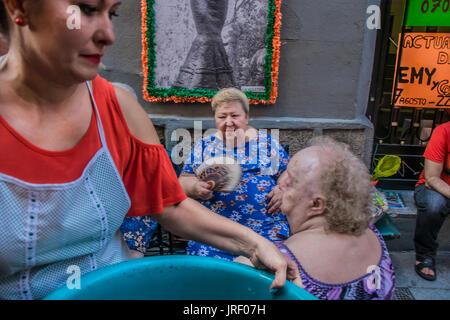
114 86 211 201
152 198 300 289
424 159 450 199
113 85 160 144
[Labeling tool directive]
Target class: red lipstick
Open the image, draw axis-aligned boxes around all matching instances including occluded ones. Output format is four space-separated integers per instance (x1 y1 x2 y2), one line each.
81 54 103 64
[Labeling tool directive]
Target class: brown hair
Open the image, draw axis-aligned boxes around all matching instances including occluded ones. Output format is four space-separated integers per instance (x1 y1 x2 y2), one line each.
0 1 9 39
307 136 373 236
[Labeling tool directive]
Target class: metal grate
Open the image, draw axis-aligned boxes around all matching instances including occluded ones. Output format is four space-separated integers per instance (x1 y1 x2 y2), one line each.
144 227 187 257
394 287 415 300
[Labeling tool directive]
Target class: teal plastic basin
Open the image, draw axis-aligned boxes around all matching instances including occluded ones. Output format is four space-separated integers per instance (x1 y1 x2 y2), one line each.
44 255 317 300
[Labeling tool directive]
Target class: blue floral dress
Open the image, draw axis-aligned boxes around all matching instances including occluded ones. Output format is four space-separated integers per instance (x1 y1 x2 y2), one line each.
120 216 158 253
181 131 290 260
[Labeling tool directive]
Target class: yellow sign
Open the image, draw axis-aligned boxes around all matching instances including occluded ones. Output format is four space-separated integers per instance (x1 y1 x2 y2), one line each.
392 33 450 108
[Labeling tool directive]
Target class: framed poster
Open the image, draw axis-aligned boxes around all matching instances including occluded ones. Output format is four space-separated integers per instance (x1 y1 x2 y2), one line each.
141 0 283 104
392 33 450 108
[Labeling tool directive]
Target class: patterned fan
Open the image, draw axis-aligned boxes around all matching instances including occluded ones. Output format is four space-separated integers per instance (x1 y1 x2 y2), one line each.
195 156 242 193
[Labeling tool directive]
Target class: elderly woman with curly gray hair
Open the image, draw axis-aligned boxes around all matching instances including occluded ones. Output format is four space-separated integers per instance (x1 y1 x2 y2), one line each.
236 136 396 300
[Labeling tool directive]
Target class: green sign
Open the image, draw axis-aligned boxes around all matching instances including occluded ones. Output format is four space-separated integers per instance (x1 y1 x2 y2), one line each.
405 0 450 26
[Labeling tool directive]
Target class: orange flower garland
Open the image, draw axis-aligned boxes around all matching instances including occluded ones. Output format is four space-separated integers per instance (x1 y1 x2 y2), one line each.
141 0 283 104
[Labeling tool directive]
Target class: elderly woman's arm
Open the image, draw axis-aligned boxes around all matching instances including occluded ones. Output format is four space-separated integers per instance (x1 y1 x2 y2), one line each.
152 198 300 289
179 174 213 200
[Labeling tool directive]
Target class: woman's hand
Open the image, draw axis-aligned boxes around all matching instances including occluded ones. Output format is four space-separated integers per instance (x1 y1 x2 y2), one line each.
266 185 283 214
248 240 302 290
193 181 214 200
234 251 303 289
179 174 214 200
267 171 288 214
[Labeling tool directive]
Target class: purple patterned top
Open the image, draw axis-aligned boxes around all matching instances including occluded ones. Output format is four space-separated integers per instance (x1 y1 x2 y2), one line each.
276 225 395 300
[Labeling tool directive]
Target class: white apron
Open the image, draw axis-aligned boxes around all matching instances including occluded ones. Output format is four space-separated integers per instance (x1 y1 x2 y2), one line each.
0 81 132 299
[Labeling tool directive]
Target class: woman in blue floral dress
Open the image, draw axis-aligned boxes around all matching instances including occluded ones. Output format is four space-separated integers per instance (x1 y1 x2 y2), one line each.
179 88 290 261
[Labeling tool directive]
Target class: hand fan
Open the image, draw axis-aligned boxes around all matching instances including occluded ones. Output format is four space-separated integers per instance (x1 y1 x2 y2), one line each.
195 156 242 193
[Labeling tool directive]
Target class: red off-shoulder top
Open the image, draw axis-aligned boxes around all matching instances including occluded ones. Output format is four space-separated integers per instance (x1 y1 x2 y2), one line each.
0 75 186 216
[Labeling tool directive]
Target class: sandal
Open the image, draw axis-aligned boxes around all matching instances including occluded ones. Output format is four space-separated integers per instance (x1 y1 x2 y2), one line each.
415 258 436 281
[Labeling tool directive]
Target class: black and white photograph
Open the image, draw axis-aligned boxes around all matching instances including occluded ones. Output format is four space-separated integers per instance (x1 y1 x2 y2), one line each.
153 0 269 91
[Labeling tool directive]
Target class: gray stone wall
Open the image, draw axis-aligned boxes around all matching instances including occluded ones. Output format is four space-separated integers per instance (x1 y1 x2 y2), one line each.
100 0 379 164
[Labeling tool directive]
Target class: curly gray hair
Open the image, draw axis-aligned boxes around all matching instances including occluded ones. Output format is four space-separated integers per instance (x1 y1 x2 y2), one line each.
307 136 373 236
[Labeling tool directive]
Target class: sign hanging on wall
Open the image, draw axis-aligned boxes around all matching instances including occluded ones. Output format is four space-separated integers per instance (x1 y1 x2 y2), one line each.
141 0 283 104
405 0 450 27
392 32 450 108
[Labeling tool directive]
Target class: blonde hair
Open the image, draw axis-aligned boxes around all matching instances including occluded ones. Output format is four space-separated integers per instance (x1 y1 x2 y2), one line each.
211 88 249 114
308 136 373 236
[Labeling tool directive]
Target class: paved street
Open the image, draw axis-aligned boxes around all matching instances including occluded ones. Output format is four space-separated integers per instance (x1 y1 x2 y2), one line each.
390 251 450 300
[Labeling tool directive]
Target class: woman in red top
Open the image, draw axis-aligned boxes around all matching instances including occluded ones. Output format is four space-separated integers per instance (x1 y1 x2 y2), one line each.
0 0 299 299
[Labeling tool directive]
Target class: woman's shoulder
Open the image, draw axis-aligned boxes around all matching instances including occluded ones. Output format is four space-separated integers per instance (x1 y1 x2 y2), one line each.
287 230 382 275
113 85 160 145
93 76 160 145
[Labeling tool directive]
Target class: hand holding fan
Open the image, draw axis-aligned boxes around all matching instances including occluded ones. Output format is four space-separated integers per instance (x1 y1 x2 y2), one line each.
195 156 242 193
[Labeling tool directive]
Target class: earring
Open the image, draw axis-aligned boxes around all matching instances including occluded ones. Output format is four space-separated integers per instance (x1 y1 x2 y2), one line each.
14 17 25 26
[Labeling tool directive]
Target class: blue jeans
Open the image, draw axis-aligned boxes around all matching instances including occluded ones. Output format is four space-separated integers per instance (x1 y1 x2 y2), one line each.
414 184 450 263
